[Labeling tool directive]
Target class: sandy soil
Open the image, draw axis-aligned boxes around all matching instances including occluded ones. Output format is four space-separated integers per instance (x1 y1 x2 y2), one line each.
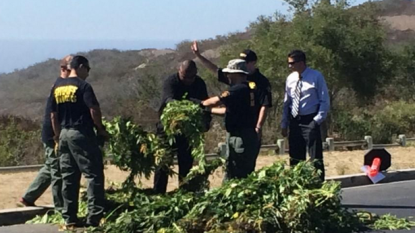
2 146 415 210
382 15 415 31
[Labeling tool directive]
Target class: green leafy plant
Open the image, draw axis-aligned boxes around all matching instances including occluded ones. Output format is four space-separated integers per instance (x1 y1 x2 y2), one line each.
103 100 216 192
28 102 415 233
0 115 42 166
161 99 207 172
28 160 415 233
103 116 172 190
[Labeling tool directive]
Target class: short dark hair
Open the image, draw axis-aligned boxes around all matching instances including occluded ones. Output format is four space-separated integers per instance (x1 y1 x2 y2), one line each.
288 50 306 63
70 56 89 70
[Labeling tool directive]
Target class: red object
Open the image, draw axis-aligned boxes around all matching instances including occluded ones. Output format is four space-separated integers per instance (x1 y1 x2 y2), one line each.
369 157 381 177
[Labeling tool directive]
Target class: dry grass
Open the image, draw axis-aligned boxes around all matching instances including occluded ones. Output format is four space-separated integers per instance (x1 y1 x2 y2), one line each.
382 15 415 31
2 146 415 210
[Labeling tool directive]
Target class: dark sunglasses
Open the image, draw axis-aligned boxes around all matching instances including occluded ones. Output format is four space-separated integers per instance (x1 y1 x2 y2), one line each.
84 64 91 72
288 61 299 65
60 66 70 71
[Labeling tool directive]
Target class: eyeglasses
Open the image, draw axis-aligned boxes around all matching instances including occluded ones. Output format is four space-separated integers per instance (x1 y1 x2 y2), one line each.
84 65 91 72
288 60 305 65
60 66 70 71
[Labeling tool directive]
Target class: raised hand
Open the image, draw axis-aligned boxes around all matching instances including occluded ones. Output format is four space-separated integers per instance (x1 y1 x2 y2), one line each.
191 40 200 55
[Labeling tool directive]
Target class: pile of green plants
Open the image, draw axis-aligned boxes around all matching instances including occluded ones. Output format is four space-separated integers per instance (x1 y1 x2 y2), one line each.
28 161 415 232
27 101 415 232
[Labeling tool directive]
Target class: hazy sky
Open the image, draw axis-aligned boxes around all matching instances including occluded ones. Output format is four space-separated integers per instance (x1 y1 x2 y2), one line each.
0 0 368 73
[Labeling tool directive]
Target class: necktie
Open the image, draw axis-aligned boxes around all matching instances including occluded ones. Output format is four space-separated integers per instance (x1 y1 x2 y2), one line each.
291 76 302 118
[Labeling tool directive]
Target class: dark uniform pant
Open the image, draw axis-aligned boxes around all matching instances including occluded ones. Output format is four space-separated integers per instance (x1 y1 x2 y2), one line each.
153 134 194 194
288 113 325 180
59 128 105 225
23 141 63 211
224 128 259 181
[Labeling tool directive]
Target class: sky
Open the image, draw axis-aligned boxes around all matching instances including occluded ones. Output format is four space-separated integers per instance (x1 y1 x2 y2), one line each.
0 0 368 73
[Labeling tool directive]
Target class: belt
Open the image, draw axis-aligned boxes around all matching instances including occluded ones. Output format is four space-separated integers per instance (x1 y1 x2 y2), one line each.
62 126 95 135
227 127 256 135
62 125 85 131
290 112 317 121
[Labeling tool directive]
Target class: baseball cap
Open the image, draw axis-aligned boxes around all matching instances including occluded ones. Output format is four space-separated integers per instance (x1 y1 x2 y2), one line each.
239 49 257 62
60 55 73 69
222 59 249 74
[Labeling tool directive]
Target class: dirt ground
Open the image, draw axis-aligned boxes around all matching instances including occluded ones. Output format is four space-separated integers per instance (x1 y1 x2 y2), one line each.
2 147 415 210
382 15 415 31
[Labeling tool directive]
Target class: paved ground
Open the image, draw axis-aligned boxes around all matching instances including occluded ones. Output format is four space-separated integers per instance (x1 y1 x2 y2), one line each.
2 180 415 233
0 224 60 233
342 180 415 233
0 224 93 233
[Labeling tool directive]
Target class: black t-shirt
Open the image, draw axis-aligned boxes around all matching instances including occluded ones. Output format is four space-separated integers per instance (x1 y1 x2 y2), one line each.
41 77 62 143
158 73 209 116
218 68 272 123
220 82 256 132
51 77 99 132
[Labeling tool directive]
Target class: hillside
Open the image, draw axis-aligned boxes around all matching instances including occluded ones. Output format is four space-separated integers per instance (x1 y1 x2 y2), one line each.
377 0 415 43
0 0 414 124
0 33 243 127
378 0 415 16
2 0 415 167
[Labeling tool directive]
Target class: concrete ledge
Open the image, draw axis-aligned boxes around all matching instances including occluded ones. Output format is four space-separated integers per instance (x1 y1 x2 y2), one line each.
0 206 53 226
328 168 415 188
1 169 415 226
0 165 43 174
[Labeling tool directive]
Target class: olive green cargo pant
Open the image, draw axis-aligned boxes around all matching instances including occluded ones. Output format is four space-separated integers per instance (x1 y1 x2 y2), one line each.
22 141 63 211
224 128 259 181
59 128 105 225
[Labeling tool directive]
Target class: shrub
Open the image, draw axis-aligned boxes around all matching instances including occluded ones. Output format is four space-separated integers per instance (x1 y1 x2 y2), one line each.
0 115 42 166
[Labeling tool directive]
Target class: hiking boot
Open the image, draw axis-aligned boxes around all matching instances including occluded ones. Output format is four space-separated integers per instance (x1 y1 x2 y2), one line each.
17 197 35 207
60 221 85 231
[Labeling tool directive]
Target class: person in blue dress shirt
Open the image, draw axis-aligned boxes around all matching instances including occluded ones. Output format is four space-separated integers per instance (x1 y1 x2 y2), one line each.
281 50 330 181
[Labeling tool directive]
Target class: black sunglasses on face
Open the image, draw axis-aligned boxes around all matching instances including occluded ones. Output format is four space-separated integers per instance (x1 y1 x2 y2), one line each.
84 65 91 72
288 60 305 65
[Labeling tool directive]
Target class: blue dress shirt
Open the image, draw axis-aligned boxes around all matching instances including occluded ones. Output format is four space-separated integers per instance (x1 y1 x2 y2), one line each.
281 67 330 129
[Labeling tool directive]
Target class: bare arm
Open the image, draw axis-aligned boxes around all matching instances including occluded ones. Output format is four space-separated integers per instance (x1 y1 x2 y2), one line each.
191 41 218 73
90 106 105 131
51 112 60 142
211 107 226 115
255 106 269 140
83 84 109 139
256 106 268 130
90 106 110 140
202 96 221 107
